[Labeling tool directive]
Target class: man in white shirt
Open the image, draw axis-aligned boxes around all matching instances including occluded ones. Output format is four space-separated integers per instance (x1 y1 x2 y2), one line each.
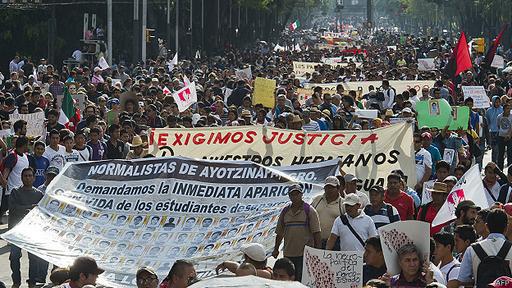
414 133 432 191
301 110 320 131
326 193 377 252
43 130 66 169
433 232 460 286
381 80 396 110
344 174 370 207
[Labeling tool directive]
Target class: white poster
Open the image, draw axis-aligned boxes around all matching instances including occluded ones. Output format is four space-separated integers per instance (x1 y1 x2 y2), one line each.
172 82 197 112
9 111 46 137
491 55 505 69
302 246 363 288
462 86 490 108
354 109 378 119
418 58 436 71
421 180 435 205
378 221 430 275
235 67 252 80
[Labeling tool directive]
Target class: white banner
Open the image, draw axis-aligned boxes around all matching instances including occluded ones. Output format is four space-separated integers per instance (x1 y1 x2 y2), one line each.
491 55 505 68
432 165 488 227
302 246 363 288
462 86 490 108
9 111 46 137
1 157 339 288
148 123 416 192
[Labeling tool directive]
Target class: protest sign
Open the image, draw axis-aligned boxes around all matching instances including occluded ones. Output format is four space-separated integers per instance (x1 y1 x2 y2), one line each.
293 61 321 76
462 86 490 108
235 67 252 80
389 118 415 125
416 100 469 130
190 276 308 287
148 123 416 191
378 221 430 275
432 165 489 226
172 82 197 112
421 180 435 205
253 77 276 108
74 93 88 112
418 58 436 71
344 80 435 94
98 57 109 70
296 88 313 104
302 246 363 288
491 55 505 68
9 111 45 137
1 157 339 288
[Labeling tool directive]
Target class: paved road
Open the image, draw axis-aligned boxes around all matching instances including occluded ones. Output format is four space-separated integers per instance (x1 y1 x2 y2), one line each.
0 150 495 287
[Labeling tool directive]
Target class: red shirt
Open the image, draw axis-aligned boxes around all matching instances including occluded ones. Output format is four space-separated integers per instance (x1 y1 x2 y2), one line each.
384 190 415 220
417 204 441 236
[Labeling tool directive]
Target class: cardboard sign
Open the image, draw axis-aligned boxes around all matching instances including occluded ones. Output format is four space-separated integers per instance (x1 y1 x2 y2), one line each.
9 111 46 137
378 221 430 275
462 86 490 108
253 77 276 108
74 94 88 112
302 246 363 288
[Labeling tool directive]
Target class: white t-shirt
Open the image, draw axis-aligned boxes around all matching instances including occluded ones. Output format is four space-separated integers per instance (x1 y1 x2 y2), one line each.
6 153 29 195
415 148 432 183
331 212 377 251
439 258 460 283
43 145 66 169
64 150 80 163
75 146 92 162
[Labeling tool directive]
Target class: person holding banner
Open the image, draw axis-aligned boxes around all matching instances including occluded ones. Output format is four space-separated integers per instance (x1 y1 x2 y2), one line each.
273 184 321 282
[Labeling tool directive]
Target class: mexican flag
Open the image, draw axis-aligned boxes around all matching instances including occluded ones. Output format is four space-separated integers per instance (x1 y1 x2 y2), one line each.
58 87 81 131
289 20 300 31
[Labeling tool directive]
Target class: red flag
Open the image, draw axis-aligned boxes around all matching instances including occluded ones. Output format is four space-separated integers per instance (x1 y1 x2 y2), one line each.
444 32 473 79
484 25 508 67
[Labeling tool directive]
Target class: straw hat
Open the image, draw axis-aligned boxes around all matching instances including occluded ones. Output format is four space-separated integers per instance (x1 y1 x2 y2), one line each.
427 182 449 194
129 135 147 148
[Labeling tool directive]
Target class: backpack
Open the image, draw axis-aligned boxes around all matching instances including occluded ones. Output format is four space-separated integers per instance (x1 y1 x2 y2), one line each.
472 241 512 288
280 202 312 227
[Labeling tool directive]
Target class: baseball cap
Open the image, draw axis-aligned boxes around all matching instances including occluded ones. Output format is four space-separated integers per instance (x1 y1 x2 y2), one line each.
344 193 361 206
488 276 512 288
46 166 59 176
136 266 157 279
443 176 458 183
421 132 432 140
324 176 340 187
456 200 480 213
344 174 357 182
69 256 104 275
240 243 267 262
288 184 303 194
402 107 413 114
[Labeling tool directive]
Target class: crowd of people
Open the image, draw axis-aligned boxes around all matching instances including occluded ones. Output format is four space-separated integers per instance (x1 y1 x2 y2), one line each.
1 16 512 288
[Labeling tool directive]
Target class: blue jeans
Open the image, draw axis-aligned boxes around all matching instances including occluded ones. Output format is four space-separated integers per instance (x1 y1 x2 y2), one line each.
10 245 48 285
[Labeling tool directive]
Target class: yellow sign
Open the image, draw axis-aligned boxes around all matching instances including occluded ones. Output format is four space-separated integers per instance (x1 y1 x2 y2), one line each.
253 77 276 108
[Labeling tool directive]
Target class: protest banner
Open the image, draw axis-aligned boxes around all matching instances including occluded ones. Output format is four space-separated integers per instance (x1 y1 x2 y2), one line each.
354 109 378 119
235 67 252 80
190 276 308 287
9 111 45 137
1 157 339 288
302 246 363 288
417 58 436 71
253 77 276 108
416 100 469 130
378 221 430 275
388 118 415 125
148 123 416 191
296 88 314 104
344 80 435 94
491 55 505 69
432 165 489 226
462 86 490 108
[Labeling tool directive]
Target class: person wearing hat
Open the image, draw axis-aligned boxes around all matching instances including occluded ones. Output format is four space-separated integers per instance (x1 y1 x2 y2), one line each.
91 67 104 85
56 256 104 288
126 135 148 160
273 183 321 281
136 266 158 288
384 173 415 220
417 182 449 235
37 166 59 194
343 173 370 207
311 176 345 249
287 114 303 130
443 175 458 192
364 185 400 229
441 200 481 235
326 193 377 252
216 243 272 279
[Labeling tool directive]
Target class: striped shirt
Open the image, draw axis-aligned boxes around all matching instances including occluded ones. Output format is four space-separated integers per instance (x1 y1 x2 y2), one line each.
363 203 401 229
302 120 320 131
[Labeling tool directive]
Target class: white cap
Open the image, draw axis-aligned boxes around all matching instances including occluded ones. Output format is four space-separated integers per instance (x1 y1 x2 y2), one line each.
324 176 340 187
240 243 266 262
344 193 361 206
